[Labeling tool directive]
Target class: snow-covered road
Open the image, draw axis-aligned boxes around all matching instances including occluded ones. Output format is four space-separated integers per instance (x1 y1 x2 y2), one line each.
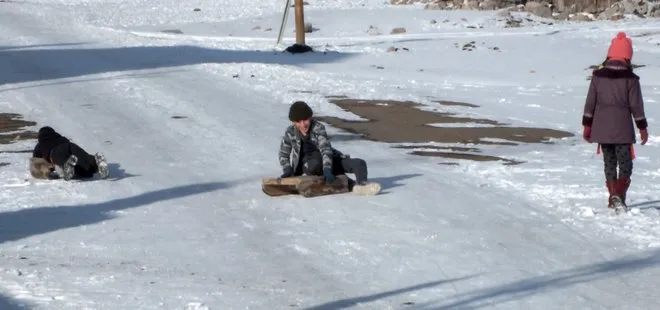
1 2 659 309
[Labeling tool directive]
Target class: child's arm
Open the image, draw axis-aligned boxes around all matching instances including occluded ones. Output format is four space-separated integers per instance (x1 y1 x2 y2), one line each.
582 79 597 127
629 78 647 130
314 123 334 172
32 143 42 159
278 129 294 174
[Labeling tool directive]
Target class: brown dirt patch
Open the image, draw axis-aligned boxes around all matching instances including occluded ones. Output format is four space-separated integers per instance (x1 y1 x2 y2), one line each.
392 145 523 165
393 145 481 153
0 113 37 144
433 100 480 108
317 98 573 165
408 150 524 165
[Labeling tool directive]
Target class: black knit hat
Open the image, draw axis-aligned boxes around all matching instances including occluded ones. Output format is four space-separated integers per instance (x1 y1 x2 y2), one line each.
288 101 313 122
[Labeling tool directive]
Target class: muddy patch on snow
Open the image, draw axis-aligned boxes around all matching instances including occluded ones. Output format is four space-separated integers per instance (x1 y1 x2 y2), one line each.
433 100 480 108
317 98 573 165
0 113 37 144
393 144 523 165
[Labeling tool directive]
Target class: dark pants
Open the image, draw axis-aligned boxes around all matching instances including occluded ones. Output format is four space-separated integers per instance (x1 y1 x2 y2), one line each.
601 143 633 180
50 142 98 179
301 152 368 184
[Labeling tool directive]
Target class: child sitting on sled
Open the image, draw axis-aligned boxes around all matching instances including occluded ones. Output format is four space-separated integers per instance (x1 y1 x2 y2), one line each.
278 101 380 195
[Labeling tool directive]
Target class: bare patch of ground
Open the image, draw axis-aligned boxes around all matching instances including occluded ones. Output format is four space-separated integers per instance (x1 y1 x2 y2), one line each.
433 100 480 108
317 98 573 165
0 113 37 144
392 144 524 165
394 145 481 153
408 150 524 165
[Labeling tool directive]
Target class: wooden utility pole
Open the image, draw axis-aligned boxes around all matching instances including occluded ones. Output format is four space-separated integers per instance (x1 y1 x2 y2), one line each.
294 0 305 46
285 0 312 53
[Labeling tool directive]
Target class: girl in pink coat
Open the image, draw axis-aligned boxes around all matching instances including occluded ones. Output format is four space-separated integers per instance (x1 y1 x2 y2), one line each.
582 32 649 211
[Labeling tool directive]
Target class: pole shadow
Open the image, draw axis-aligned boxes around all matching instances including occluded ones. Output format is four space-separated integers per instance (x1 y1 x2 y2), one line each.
0 44 357 86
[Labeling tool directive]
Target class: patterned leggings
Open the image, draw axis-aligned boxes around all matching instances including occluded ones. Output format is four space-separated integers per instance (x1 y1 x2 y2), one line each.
600 144 633 180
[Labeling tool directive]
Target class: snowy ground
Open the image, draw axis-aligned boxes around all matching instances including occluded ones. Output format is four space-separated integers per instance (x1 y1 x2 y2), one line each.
1 0 660 309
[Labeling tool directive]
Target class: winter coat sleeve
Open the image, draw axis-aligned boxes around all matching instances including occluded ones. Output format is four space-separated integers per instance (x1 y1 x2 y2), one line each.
629 78 647 130
278 129 293 172
32 143 42 158
582 78 597 127
314 123 334 171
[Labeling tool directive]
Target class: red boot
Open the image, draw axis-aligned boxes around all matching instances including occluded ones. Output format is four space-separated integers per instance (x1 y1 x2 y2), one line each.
617 176 631 206
606 180 619 209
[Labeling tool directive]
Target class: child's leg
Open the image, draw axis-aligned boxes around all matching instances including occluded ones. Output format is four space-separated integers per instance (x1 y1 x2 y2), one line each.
49 143 72 167
600 144 619 207
338 158 368 184
49 143 78 180
301 152 323 176
94 153 109 178
50 142 97 180
337 157 380 195
614 144 633 179
68 143 98 174
615 144 633 204
69 144 109 179
74 165 96 178
329 156 372 184
600 144 618 181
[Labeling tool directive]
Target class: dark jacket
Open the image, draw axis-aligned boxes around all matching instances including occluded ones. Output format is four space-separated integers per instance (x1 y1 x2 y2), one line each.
582 60 647 144
32 126 70 162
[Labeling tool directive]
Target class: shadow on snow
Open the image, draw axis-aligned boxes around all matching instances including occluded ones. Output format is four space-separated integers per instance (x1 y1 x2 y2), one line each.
411 249 660 309
0 293 29 310
303 249 660 309
303 276 477 310
0 181 229 244
0 43 356 86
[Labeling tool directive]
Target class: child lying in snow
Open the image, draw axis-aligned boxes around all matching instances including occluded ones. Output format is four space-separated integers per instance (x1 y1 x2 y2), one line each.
278 101 381 195
30 126 109 180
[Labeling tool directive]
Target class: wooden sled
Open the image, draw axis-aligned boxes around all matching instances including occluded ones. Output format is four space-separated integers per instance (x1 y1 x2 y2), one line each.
262 175 350 198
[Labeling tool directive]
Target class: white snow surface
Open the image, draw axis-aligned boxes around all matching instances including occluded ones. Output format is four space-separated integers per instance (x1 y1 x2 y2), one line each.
1 0 660 309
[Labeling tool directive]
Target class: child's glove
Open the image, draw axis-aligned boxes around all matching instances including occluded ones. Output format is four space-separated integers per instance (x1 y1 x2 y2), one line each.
582 126 591 142
323 168 336 183
281 167 293 178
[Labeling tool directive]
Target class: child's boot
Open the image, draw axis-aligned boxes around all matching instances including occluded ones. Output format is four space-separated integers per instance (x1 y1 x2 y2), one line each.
606 179 626 213
606 180 619 208
351 178 382 196
617 176 631 206
62 154 78 181
95 153 109 179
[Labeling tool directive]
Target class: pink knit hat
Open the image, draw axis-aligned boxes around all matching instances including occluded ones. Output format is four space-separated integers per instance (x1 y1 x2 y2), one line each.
607 32 633 61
